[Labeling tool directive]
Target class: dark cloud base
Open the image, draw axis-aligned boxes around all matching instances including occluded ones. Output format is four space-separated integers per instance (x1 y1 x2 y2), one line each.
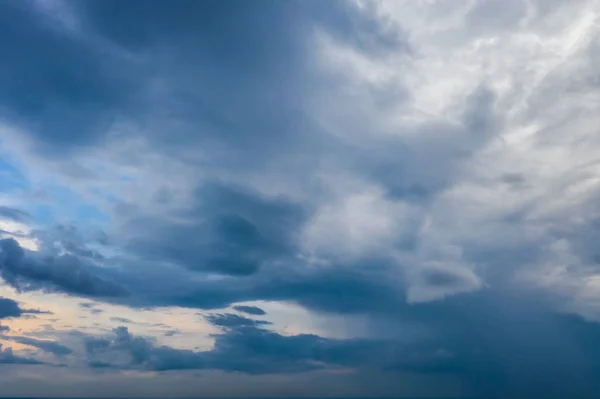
76 307 600 398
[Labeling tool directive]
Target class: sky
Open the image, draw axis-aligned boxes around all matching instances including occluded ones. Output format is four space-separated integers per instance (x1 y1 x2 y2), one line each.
0 0 600 397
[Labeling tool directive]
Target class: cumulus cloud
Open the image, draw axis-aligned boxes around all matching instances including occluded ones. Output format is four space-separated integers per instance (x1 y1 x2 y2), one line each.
0 238 127 297
0 296 46 320
0 297 24 319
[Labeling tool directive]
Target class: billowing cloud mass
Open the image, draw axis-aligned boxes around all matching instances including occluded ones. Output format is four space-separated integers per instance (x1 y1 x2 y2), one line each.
0 297 24 320
1 0 600 397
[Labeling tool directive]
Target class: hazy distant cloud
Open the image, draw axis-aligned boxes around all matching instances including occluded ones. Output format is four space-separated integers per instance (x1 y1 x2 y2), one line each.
0 206 31 223
4 336 72 356
0 344 44 365
110 317 133 324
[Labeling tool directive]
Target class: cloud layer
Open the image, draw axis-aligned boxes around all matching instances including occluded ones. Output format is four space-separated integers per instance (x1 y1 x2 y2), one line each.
1 0 600 397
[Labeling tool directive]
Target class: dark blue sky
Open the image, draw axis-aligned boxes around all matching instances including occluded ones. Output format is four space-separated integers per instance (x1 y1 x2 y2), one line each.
1 0 600 397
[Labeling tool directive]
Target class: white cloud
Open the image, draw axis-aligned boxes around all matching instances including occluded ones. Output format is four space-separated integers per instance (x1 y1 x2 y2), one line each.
308 0 600 308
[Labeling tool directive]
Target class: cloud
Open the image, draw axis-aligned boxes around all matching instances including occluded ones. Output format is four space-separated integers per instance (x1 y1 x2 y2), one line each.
204 314 271 329
87 360 112 368
122 182 306 276
82 324 405 374
384 289 600 397
0 0 600 397
0 238 128 297
0 206 31 223
232 306 267 316
0 297 24 319
110 317 132 324
0 1 137 153
0 344 44 365
3 336 72 356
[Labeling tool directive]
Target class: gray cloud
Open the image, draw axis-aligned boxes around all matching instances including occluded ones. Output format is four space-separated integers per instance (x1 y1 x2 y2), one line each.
110 317 133 324
0 206 31 223
3 336 72 356
0 0 600 397
0 238 128 298
0 344 44 365
122 183 307 276
232 306 267 316
0 297 24 319
82 324 405 374
204 314 271 329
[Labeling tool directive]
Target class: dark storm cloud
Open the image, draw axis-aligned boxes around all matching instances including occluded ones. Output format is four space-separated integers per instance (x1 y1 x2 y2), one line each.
3 336 73 356
0 238 128 297
123 182 306 276
0 297 50 320
135 256 402 314
1 0 418 314
0 297 24 319
350 286 600 398
232 305 267 316
4 225 404 316
83 324 404 374
90 306 600 388
0 0 409 174
1 1 600 397
0 0 311 161
0 1 137 153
